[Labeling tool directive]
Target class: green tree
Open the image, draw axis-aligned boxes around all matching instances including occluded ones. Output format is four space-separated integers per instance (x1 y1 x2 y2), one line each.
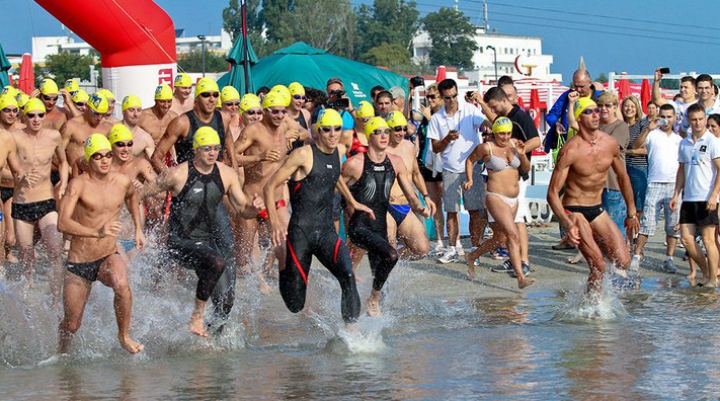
43 52 98 82
260 0 294 43
355 0 420 59
595 72 608 84
422 7 478 70
223 0 269 56
361 43 410 69
177 51 229 73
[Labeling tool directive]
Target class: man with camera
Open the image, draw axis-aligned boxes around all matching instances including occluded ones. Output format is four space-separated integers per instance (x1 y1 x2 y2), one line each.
311 77 355 138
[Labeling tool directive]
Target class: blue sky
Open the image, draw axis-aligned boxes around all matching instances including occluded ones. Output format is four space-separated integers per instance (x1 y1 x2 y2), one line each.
1 0 719 83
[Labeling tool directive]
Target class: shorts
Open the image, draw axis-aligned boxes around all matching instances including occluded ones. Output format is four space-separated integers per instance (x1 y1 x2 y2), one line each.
488 178 526 224
0 187 13 203
257 199 287 221
67 253 117 282
639 182 680 238
442 168 485 213
601 189 627 239
679 201 719 227
11 199 57 222
419 164 443 183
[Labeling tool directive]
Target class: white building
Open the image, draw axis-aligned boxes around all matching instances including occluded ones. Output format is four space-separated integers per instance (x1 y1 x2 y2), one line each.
413 27 562 84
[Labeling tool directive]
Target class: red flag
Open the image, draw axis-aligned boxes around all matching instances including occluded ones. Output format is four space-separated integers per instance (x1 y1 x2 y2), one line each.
435 66 446 83
640 78 651 114
529 88 541 129
18 53 34 95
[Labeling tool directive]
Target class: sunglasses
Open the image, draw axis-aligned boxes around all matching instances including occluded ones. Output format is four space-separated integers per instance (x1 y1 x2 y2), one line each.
266 108 287 115
26 113 45 119
360 117 371 123
198 145 222 152
200 92 220 98
244 109 262 116
426 94 437 100
598 103 616 109
293 95 307 101
1 108 18 114
393 126 408 132
582 108 601 115
90 152 113 160
370 129 390 136
42 95 58 102
329 90 345 96
113 141 134 148
75 102 86 107
319 126 342 133
225 102 240 107
442 93 458 100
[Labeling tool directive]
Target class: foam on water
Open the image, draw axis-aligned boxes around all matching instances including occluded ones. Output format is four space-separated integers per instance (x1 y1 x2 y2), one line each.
554 264 630 321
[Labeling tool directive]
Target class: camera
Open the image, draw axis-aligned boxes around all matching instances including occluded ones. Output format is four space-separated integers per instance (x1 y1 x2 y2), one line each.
410 76 424 88
329 98 350 109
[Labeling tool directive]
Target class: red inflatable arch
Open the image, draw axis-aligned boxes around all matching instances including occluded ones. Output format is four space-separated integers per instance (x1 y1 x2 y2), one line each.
35 0 177 112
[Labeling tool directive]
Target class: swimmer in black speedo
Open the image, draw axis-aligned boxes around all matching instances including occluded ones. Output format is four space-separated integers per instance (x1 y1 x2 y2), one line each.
141 127 261 337
342 117 430 316
264 109 375 323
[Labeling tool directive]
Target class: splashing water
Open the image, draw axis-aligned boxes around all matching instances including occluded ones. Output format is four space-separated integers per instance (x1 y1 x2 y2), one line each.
554 263 631 321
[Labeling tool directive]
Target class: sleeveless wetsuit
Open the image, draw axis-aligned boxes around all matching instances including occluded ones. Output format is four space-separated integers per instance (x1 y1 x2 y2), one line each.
283 144 361 322
289 112 308 152
348 132 368 157
176 110 226 164
166 161 235 326
348 153 399 292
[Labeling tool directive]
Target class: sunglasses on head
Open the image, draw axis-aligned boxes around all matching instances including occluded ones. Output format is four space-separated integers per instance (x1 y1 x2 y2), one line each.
200 92 220 99
113 141 134 148
266 108 287 115
442 93 458 100
371 129 390 136
392 126 408 132
198 145 222 152
293 95 307 101
91 152 113 160
1 108 18 114
26 112 45 119
42 95 58 102
582 108 601 115
244 109 262 116
225 101 240 107
320 126 342 133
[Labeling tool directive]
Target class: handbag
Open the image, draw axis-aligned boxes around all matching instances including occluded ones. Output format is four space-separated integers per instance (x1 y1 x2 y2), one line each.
551 131 565 165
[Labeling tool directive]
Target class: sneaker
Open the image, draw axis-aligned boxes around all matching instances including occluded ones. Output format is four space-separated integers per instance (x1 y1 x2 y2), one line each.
437 249 459 264
456 247 465 257
510 262 532 278
629 255 641 272
432 243 445 256
491 259 513 273
663 259 677 274
490 247 509 260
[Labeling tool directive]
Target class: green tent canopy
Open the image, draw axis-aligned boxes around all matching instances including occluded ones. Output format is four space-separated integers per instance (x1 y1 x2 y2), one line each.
224 33 258 95
0 43 11 88
219 42 407 104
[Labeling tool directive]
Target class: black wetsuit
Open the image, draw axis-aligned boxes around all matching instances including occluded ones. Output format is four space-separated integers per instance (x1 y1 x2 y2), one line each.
283 144 360 322
348 153 399 292
166 161 235 327
289 112 308 152
176 110 226 164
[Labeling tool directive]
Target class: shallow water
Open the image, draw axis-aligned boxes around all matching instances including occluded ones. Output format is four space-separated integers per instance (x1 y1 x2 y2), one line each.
2 251 720 400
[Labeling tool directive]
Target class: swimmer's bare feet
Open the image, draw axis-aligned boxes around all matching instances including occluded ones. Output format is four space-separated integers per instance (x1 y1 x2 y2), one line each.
566 251 585 265
705 279 718 288
190 300 208 337
466 254 476 279
119 335 144 354
686 272 696 281
6 252 18 264
518 278 536 289
257 274 272 295
367 290 382 317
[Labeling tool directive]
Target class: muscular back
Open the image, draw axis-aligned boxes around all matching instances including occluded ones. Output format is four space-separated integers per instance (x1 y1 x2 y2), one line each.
558 130 618 206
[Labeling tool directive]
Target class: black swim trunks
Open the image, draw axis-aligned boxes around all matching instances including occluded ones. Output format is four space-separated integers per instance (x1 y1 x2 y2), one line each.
0 187 13 203
564 204 605 223
66 253 118 282
11 199 57 222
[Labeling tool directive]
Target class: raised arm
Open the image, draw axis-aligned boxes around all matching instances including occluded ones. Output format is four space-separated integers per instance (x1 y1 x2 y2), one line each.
150 115 187 173
652 68 670 107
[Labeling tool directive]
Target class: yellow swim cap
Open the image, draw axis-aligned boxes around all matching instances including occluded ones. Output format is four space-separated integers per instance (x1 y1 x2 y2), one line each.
98 88 115 100
174 72 192 88
574 97 598 120
386 111 407 128
88 92 109 114
64 79 80 93
108 124 133 144
317 109 343 128
2 86 19 98
356 101 375 119
16 93 29 108
221 86 240 102
23 98 46 115
288 82 305 96
0 94 18 111
72 89 89 104
239 93 261 113
492 116 513 133
271 85 292 106
195 77 219 98
39 79 59 95
85 133 112 161
364 116 390 138
154 84 173 101
122 95 142 111
193 126 221 149
262 91 286 109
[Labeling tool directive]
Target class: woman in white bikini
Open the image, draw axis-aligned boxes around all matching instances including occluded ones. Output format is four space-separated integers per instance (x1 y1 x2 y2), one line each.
463 117 535 289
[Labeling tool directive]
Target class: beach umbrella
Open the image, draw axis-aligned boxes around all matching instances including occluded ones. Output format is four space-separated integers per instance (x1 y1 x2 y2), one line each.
224 0 259 95
0 43 11 88
640 78 651 114
436 65 447 83
617 77 631 103
18 54 34 94
529 88 542 129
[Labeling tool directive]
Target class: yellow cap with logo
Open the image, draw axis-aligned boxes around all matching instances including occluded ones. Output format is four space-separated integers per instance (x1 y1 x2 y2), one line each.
174 72 192 88
193 126 221 149
262 91 286 109
492 116 513 133
109 124 133 144
72 89 89 104
155 84 173 101
16 93 30 108
356 101 375 119
39 79 59 95
24 98 46 115
0 94 18 111
122 95 142 111
65 79 80 93
221 86 240 102
386 111 407 128
239 93 261 113
288 82 305 96
271 85 292 106
364 116 390 138
574 97 598 120
317 109 343 128
195 77 219 98
98 88 115 100
2 85 19 98
84 133 112 161
88 92 109 114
